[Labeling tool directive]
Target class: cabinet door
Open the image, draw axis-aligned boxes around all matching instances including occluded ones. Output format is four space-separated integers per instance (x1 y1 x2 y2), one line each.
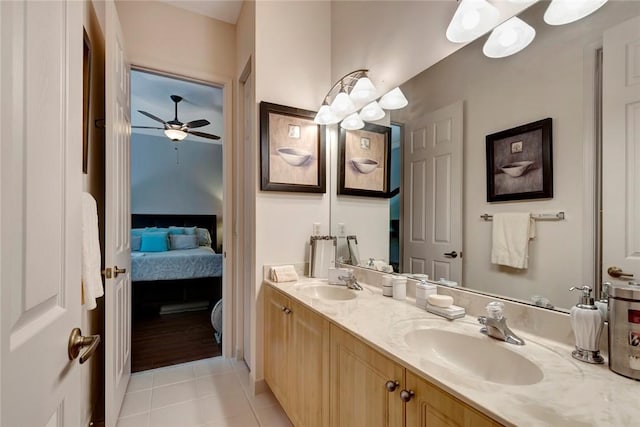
405 370 501 427
264 286 291 407
289 300 330 427
330 324 404 427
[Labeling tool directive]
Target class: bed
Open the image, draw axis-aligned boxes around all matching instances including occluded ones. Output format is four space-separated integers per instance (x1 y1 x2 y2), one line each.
131 214 223 313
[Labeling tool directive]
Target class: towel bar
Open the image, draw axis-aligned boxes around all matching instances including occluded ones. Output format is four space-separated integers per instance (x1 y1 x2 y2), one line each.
480 212 565 221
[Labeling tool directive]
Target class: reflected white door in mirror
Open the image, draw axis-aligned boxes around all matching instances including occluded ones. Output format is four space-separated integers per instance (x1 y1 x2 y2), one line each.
403 101 463 283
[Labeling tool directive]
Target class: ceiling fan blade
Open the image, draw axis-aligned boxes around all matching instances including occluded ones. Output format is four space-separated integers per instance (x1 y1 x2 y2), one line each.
187 130 221 140
185 119 210 129
138 110 167 124
131 126 165 129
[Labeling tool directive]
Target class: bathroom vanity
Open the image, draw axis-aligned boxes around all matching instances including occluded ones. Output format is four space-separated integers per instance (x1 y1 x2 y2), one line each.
263 277 639 426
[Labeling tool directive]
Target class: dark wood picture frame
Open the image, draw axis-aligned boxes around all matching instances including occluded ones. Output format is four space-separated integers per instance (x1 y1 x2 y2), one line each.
260 102 326 193
82 29 92 174
338 123 392 198
486 118 553 202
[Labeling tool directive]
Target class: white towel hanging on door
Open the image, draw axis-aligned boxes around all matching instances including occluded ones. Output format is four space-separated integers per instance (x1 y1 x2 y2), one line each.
491 212 536 269
82 192 104 310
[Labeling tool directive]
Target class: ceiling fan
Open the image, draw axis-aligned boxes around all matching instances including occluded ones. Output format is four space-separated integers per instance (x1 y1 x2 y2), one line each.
132 94 221 141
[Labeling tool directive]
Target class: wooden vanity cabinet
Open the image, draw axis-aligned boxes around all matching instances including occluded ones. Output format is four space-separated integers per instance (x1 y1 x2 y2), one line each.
330 324 405 427
404 370 501 427
263 285 330 427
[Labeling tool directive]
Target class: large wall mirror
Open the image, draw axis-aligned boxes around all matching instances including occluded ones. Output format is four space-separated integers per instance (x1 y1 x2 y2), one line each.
330 0 640 312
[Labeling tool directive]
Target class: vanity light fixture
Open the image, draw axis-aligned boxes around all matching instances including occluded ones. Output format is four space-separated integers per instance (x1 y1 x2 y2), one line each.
446 0 501 43
483 16 536 58
314 69 409 129
164 128 188 141
544 0 608 26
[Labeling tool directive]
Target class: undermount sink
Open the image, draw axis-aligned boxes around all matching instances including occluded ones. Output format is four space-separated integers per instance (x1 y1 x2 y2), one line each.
403 328 544 386
296 284 357 301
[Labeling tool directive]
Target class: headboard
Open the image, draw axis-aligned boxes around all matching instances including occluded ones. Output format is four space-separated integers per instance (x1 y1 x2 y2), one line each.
131 214 217 248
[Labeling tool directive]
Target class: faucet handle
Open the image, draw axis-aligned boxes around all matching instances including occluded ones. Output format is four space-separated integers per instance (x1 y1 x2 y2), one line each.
486 301 504 320
477 316 487 325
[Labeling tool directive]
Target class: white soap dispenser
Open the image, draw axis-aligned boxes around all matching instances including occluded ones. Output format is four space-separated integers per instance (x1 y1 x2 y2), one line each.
568 286 604 364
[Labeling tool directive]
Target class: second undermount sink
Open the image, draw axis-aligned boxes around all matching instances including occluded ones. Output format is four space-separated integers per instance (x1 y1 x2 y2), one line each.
296 284 357 301
403 328 544 386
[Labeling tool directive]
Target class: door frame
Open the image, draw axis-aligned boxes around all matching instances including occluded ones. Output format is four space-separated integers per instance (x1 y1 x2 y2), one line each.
127 64 235 358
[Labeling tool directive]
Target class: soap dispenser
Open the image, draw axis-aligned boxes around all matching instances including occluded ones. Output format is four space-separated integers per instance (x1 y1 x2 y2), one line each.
568 286 604 364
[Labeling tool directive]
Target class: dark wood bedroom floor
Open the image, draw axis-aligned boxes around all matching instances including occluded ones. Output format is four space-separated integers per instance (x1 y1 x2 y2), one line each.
132 309 221 372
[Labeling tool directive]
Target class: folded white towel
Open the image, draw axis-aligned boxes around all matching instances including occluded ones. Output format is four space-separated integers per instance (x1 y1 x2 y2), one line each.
270 265 299 282
82 192 104 310
371 260 394 273
491 212 535 269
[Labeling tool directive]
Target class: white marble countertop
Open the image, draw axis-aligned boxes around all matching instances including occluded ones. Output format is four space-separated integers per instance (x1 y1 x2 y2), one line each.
265 277 639 427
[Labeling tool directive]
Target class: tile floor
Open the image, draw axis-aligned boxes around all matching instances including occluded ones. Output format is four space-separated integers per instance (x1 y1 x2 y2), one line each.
117 357 293 427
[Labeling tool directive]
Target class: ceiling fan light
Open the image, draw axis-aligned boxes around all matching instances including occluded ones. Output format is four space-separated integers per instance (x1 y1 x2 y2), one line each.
544 0 608 26
340 113 365 130
331 91 356 117
379 87 408 110
350 77 378 103
446 0 501 43
483 17 536 58
359 101 386 122
164 128 188 141
314 104 340 125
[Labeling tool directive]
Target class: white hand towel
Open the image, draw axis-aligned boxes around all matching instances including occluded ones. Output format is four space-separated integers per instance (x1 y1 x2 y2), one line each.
270 265 299 283
491 212 536 269
82 192 104 310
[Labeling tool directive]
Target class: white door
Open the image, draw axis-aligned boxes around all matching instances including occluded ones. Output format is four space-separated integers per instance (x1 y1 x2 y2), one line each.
105 0 132 424
1 1 83 426
403 101 463 283
603 16 640 285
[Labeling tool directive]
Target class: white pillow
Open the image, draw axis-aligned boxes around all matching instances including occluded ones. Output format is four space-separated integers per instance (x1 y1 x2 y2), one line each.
169 234 198 250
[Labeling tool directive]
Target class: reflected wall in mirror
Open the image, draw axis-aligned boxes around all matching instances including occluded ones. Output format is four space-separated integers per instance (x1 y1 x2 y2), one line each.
330 1 640 311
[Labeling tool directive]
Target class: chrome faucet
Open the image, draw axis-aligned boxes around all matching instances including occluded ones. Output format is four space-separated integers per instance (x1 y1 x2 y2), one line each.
337 272 363 290
477 302 525 345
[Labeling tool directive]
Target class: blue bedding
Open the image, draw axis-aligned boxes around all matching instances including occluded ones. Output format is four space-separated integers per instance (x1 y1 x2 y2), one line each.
131 247 223 281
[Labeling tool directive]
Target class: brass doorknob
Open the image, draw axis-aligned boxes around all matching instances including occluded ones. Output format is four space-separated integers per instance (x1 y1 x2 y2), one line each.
113 266 127 278
68 328 101 364
607 266 634 279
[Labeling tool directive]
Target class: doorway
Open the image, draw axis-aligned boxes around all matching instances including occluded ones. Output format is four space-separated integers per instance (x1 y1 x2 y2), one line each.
129 68 225 372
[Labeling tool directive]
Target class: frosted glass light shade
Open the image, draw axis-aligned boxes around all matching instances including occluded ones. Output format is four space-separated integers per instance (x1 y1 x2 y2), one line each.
446 0 501 43
483 17 536 58
330 91 356 117
340 112 365 130
314 104 339 125
379 87 408 110
350 77 377 103
359 101 386 122
544 0 608 26
164 128 187 141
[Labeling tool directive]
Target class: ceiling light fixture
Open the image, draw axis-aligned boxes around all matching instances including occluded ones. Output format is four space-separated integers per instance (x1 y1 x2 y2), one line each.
164 128 188 141
483 16 536 58
314 69 409 129
544 0 608 26
446 0 501 43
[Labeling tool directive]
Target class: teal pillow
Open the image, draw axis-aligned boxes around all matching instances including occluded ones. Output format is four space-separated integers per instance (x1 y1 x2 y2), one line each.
184 226 197 235
168 226 185 235
131 228 145 236
140 231 169 252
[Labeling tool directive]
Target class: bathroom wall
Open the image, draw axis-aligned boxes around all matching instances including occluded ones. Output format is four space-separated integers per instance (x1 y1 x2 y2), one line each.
82 0 106 424
253 0 332 383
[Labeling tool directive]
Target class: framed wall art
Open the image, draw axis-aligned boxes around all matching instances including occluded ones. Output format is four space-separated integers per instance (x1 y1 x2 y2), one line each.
260 102 326 193
486 118 553 202
338 123 391 198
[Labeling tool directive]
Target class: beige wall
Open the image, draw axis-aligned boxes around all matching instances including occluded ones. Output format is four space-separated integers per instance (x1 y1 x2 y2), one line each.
115 0 236 81
252 0 332 384
82 0 106 424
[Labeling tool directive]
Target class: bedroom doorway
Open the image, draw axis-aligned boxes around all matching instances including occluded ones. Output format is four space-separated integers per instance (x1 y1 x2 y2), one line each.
129 68 226 372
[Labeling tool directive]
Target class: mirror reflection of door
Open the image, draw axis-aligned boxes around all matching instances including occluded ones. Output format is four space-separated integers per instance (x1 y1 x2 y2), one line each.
402 101 463 283
602 15 640 287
